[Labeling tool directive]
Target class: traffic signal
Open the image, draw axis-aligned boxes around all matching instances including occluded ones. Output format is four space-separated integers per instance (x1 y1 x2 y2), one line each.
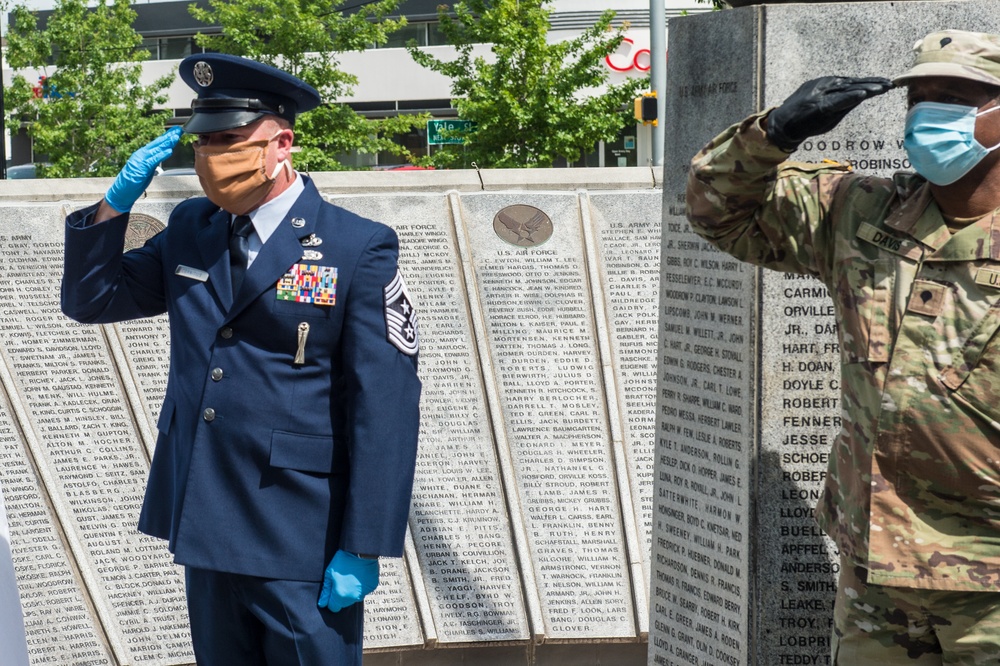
634 91 657 126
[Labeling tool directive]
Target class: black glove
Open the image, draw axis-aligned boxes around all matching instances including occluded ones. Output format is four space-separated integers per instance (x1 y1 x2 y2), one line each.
766 76 893 152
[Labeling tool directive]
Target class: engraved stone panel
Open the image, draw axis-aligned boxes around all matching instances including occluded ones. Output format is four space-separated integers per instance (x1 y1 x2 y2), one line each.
0 173 661 661
363 544 426 650
588 193 662 598
106 207 172 456
0 493 28 666
651 8 757 665
335 189 663 646
457 192 636 640
0 205 193 665
0 382 112 666
332 193 528 646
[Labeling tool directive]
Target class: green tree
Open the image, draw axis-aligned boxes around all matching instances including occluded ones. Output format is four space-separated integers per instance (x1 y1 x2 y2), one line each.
191 0 427 170
5 0 173 178
407 0 645 168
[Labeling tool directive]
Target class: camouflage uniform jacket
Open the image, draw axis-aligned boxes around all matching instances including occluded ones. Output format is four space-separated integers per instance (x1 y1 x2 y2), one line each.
687 110 1000 591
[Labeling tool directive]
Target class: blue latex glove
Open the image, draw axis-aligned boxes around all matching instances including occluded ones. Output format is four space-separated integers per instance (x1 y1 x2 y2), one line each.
105 126 183 213
318 550 380 612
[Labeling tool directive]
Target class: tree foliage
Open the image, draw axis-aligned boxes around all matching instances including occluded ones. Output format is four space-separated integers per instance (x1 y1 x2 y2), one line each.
191 0 426 170
408 0 645 168
5 0 173 178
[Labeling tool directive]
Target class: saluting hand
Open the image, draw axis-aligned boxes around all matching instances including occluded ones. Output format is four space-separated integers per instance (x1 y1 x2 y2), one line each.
105 126 183 213
767 76 893 152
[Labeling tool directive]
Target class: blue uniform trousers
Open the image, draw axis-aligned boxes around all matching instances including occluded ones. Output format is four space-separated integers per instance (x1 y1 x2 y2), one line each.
185 567 362 665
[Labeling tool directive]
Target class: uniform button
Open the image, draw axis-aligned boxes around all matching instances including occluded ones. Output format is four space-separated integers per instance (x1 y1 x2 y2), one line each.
220 327 233 339
211 368 224 381
203 408 216 422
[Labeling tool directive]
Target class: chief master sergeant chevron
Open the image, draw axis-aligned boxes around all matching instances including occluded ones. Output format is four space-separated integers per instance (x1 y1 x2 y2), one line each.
687 30 1000 664
61 53 421 665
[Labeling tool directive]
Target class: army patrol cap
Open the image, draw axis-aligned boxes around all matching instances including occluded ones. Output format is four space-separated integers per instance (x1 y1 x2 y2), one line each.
179 53 322 134
893 29 1000 88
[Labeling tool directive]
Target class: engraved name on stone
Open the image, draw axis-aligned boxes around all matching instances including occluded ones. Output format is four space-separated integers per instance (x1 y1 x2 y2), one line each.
0 219 192 665
330 195 528 645
0 388 113 665
590 193 662 586
656 190 753 663
464 194 634 639
759 275 841 663
363 556 423 649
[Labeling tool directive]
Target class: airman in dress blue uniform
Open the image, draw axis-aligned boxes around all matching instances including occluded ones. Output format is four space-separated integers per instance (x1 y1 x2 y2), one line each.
61 53 421 665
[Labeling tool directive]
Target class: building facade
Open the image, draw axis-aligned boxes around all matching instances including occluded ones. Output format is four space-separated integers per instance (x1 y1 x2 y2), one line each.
4 0 706 169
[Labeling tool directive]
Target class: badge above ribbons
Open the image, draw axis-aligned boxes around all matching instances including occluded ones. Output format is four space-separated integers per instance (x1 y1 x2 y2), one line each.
384 270 419 356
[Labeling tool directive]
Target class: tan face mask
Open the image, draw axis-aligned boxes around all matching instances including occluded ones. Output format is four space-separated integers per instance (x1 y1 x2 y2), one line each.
194 133 288 215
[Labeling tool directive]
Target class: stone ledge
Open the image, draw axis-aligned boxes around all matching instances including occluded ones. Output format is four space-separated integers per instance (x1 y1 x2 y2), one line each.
0 166 663 204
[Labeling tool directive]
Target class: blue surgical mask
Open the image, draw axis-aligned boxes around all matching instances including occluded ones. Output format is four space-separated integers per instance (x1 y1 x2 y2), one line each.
903 101 1000 186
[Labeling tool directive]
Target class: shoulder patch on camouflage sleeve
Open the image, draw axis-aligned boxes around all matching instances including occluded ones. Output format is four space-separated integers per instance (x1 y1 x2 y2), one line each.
779 159 854 175
384 270 419 356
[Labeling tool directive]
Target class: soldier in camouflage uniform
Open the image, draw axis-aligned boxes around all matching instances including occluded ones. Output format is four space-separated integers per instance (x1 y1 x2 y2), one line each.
687 30 1000 664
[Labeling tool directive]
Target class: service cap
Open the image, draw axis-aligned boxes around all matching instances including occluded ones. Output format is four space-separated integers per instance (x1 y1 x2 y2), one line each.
179 53 322 134
893 29 1000 88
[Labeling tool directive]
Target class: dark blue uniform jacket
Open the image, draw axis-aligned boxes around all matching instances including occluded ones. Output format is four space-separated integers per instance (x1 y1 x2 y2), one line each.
61 178 421 582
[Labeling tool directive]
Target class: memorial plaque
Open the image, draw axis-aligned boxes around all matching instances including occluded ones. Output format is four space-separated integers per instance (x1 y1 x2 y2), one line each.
651 3 1000 665
106 205 173 456
1 172 661 661
0 386 107 666
0 482 29 666
0 205 193 665
459 192 636 640
650 10 757 666
332 193 531 644
588 193 663 604
363 539 426 649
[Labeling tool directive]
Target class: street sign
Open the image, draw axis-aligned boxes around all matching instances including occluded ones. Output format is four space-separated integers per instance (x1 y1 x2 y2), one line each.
427 119 472 145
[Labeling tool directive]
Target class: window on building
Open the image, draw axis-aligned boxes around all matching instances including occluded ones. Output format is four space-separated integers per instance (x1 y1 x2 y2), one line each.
376 22 455 49
161 36 196 60
553 142 601 168
140 37 159 59
335 145 379 170
383 22 428 49
604 128 638 168
378 127 429 166
427 23 450 46
139 36 207 61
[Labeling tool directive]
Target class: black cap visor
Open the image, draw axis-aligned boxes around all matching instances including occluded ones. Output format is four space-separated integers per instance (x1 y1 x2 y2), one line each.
182 95 291 134
182 109 268 134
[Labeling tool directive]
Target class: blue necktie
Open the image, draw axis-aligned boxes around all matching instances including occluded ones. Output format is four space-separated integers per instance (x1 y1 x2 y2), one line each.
230 214 253 296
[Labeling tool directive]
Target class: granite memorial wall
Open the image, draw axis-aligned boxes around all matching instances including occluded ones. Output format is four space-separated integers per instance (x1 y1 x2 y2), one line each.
0 484 29 665
0 169 660 664
650 2 1000 665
